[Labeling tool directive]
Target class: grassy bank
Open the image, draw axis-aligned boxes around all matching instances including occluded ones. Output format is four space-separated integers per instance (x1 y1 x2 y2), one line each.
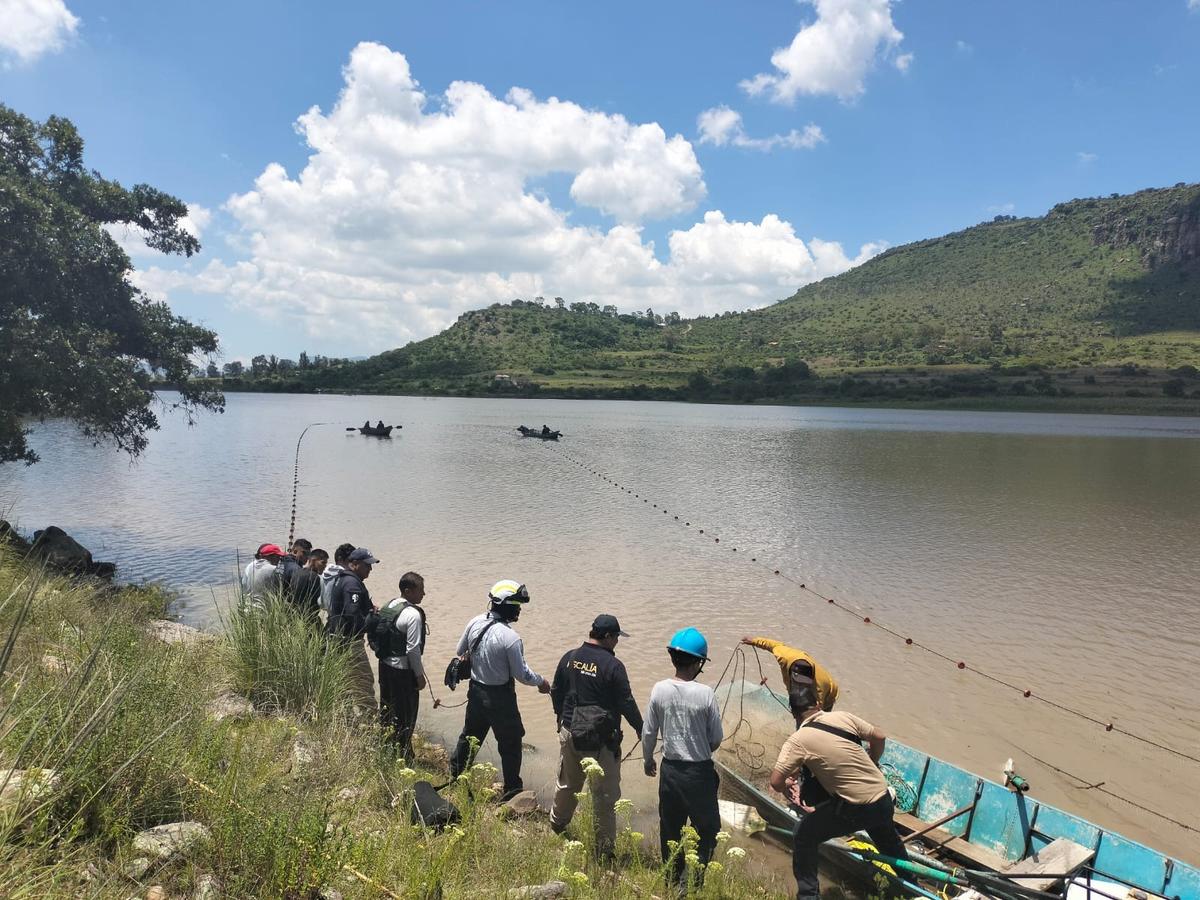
0 546 789 898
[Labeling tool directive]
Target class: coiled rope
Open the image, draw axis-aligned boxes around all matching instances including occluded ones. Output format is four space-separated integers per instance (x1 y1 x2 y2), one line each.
541 444 1200 835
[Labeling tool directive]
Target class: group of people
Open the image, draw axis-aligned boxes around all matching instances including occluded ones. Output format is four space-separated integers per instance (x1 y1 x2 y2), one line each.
240 542 907 899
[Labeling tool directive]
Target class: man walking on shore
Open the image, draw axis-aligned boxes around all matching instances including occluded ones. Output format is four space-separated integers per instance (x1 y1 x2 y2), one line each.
770 684 907 900
448 580 551 800
549 614 643 858
375 571 428 760
325 547 379 712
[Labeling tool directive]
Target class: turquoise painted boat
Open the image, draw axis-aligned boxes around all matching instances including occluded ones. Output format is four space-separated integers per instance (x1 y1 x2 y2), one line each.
715 681 1200 900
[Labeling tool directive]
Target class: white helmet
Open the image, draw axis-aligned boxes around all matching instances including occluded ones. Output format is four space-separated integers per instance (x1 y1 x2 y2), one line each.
488 580 530 606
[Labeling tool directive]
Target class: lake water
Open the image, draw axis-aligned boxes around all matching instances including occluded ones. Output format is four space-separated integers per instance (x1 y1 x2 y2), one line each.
2 394 1198 865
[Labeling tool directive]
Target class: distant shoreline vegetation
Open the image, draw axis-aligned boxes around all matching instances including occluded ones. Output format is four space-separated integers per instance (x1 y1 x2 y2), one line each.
168 360 1200 416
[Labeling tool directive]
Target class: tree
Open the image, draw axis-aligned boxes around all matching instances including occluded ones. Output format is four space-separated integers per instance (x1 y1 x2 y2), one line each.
205 362 219 379
0 106 222 464
554 297 565 310
298 351 310 369
251 354 269 376
222 361 244 377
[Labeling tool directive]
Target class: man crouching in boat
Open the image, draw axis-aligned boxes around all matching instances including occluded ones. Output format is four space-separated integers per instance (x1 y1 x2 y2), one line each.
741 635 838 711
770 684 908 900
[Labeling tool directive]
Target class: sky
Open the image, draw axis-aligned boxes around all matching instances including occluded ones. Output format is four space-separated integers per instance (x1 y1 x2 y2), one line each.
2 0 1198 363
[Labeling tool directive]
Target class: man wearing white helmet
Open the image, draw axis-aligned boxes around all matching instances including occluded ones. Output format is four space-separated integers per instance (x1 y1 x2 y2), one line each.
448 580 551 799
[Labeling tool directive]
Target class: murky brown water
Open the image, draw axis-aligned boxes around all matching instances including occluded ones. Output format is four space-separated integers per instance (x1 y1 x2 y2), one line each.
3 394 1197 865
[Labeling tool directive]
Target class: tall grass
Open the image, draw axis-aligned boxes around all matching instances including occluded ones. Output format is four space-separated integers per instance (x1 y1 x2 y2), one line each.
223 593 351 722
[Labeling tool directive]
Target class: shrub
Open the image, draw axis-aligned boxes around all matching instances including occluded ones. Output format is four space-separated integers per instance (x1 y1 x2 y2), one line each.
223 596 351 722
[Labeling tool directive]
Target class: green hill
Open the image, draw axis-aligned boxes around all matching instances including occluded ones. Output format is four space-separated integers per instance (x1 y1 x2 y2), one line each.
229 183 1200 409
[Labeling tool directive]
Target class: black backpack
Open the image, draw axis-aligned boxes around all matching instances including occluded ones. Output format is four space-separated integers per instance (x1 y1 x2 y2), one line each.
443 618 499 691
411 780 460 830
365 600 424 660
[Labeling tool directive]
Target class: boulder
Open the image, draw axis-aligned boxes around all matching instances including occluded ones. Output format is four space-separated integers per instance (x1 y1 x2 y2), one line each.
30 526 114 577
207 692 254 721
124 857 153 880
193 874 221 900
131 821 210 863
291 737 318 771
145 887 166 900
146 620 214 646
503 791 541 817
507 882 568 899
0 520 31 552
0 768 61 813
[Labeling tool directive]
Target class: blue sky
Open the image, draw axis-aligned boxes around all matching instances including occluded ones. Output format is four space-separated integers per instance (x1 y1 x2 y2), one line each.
2 0 1198 362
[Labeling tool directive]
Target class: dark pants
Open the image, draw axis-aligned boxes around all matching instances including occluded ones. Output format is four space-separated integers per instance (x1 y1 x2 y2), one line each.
449 680 525 796
379 664 420 759
659 759 721 885
792 793 907 900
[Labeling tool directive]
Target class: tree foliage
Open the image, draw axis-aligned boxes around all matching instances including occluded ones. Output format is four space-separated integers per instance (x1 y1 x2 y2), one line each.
0 105 223 464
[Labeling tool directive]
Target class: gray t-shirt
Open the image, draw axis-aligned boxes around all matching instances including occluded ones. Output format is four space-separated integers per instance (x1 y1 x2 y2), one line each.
642 678 723 765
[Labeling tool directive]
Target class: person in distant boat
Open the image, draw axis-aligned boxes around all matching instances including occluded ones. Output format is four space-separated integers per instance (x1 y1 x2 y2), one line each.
375 571 429 760
741 635 838 711
642 627 723 891
325 547 380 712
290 548 327 624
549 614 643 859
448 580 551 800
363 420 370 430
771 684 907 900
376 420 385 430
541 424 551 436
240 543 285 609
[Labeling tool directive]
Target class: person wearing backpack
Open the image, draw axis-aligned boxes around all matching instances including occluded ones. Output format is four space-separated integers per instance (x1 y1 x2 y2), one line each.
370 571 428 760
447 580 551 800
548 614 643 858
642 627 723 891
770 683 907 900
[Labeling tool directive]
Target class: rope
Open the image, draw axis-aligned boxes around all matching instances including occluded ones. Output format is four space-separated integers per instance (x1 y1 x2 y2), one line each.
544 445 1200 836
286 423 337 546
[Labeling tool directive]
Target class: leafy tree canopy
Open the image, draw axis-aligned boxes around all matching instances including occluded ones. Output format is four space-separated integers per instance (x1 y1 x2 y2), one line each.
0 105 223 464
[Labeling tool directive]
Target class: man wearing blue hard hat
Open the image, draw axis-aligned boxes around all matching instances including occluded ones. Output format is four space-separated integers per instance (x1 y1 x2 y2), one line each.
642 627 723 892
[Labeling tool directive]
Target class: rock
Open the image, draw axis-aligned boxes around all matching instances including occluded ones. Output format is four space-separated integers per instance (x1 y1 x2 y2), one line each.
193 874 221 900
207 692 254 721
40 654 68 674
145 887 166 900
29 526 115 577
317 889 343 900
124 857 153 880
0 768 61 813
146 620 214 646
504 791 540 817
292 737 318 770
335 787 363 803
131 821 210 862
507 881 568 899
0 520 31 552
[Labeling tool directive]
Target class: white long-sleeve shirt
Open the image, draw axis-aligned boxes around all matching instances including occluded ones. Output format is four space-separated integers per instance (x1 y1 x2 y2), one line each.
642 678 723 766
455 613 544 687
240 559 278 607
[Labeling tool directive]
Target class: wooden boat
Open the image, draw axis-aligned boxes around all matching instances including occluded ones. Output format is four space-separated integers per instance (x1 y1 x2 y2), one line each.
715 681 1200 900
358 425 393 437
517 425 561 440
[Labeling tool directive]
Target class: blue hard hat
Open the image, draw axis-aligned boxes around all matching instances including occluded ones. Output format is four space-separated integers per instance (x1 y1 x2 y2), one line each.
667 627 710 661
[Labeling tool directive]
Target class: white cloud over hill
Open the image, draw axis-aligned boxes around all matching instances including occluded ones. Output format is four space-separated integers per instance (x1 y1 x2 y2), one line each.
139 42 879 350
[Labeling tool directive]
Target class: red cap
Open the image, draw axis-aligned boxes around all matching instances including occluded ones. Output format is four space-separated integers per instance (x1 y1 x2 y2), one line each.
258 544 286 557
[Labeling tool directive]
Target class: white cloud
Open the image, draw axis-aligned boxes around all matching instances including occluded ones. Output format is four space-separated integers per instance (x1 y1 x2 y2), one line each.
1189 0 1199 11
986 202 1015 215
1076 151 1098 165
140 43 879 351
697 105 826 151
0 0 79 66
741 0 907 104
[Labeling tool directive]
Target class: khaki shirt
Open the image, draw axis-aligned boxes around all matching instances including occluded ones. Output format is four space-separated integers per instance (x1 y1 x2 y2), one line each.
773 711 889 805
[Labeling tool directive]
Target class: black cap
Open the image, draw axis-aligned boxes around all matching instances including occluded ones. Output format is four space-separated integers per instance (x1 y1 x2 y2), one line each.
348 548 379 564
592 614 629 637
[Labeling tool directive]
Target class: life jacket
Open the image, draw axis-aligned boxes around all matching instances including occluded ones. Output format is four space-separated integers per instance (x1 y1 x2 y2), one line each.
365 598 426 660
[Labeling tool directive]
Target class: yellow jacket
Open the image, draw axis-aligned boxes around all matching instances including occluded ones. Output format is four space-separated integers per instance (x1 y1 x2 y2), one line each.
745 638 839 711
